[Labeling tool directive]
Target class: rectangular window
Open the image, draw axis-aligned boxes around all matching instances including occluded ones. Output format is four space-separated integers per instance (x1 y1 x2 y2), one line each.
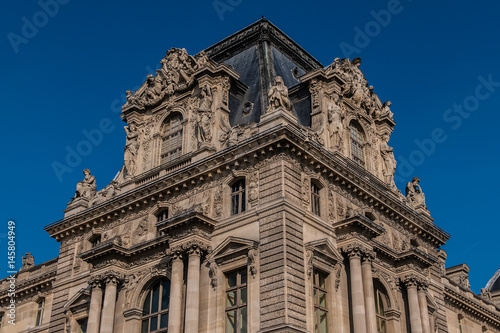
35 299 45 326
225 268 248 333
313 269 328 333
231 180 246 216
311 182 321 216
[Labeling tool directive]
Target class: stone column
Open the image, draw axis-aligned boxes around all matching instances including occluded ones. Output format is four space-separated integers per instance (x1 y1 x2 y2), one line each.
184 246 201 333
345 244 367 333
418 282 431 333
99 272 121 333
404 276 423 333
87 278 103 333
362 251 377 333
168 251 184 333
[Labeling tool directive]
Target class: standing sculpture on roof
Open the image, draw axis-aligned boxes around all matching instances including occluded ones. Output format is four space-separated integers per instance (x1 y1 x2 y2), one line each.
405 177 426 209
328 92 345 150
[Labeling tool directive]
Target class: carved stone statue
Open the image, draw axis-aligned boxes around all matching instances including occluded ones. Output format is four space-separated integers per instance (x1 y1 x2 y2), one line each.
267 76 292 112
375 101 393 120
22 253 35 269
380 135 396 185
327 93 344 149
74 169 97 199
405 177 426 209
196 85 213 144
124 123 139 177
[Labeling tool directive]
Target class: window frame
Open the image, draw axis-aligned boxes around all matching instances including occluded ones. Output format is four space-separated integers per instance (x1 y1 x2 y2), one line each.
312 268 328 333
231 179 246 216
374 287 388 333
161 113 184 164
156 209 169 223
141 279 171 333
350 122 365 166
225 267 248 333
311 181 321 217
35 298 45 326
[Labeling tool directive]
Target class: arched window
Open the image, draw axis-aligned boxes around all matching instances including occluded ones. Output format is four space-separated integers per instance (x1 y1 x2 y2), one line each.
35 298 45 326
374 284 389 333
141 279 171 333
161 113 183 164
231 179 246 216
350 122 365 166
311 181 321 216
156 209 168 223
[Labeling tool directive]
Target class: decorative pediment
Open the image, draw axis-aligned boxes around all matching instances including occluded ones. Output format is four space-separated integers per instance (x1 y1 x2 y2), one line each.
305 238 342 274
208 236 258 264
63 288 91 314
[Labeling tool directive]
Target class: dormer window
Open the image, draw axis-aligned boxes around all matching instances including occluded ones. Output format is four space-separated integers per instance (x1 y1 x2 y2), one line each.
350 121 365 166
161 112 183 164
156 209 169 223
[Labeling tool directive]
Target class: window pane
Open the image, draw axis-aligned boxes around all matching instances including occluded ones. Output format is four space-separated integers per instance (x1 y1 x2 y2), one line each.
227 272 237 288
319 291 327 308
313 288 318 305
161 280 170 310
314 309 319 333
151 283 160 314
232 194 239 215
143 292 151 315
227 290 237 307
318 274 326 289
226 310 236 333
240 307 248 333
241 190 246 212
36 310 42 326
160 313 168 329
319 310 328 332
241 287 247 304
141 319 149 333
150 316 158 332
240 269 247 285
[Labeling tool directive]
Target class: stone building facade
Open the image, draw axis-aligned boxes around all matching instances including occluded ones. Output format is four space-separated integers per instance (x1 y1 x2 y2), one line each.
1 19 499 333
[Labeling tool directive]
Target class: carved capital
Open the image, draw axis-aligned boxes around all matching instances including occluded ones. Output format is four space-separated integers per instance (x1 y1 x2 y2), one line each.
402 274 422 288
417 279 429 292
361 250 376 263
182 239 211 256
88 274 103 289
103 270 125 286
343 243 370 259
168 246 184 261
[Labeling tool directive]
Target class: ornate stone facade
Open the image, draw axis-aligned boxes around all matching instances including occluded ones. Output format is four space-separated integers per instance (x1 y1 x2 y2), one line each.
1 18 499 333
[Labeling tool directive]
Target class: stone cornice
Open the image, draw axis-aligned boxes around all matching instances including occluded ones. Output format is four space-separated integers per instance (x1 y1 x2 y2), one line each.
45 124 450 248
445 285 500 328
79 234 170 264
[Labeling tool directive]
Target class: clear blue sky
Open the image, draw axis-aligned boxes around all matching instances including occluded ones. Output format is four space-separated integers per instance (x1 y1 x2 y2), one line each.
1 0 499 292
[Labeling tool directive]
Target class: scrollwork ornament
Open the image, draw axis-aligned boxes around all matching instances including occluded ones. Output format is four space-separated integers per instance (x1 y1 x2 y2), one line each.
306 250 314 278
